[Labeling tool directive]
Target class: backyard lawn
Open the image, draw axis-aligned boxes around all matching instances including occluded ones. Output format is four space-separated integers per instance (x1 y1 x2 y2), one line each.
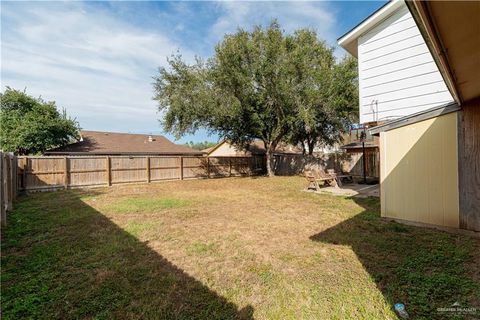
1 177 479 319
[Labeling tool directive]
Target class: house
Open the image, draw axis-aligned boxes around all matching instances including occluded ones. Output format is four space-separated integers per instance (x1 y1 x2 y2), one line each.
339 0 479 232
44 130 204 156
338 0 454 124
203 139 302 157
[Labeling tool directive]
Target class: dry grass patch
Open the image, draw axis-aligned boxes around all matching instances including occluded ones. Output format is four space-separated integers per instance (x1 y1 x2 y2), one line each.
2 177 479 319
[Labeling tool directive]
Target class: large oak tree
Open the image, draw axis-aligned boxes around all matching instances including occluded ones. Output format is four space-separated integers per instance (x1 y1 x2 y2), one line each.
154 22 357 176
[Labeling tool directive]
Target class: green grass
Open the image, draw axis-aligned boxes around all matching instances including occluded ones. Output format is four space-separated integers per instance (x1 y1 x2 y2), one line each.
124 221 158 237
187 241 216 255
1 177 479 319
107 197 190 214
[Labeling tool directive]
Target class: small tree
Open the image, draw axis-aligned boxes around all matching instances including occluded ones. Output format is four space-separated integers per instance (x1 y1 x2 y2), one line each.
0 87 80 155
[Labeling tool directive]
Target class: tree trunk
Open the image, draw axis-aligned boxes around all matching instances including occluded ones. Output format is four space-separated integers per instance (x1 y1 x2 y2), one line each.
307 139 315 156
266 147 275 177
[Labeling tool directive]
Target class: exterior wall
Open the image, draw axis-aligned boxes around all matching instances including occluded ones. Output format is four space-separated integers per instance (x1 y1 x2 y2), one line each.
380 112 459 228
458 100 480 231
358 3 453 124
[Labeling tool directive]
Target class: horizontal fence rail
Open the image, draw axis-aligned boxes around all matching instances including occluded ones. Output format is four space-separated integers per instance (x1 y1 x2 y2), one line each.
17 155 266 192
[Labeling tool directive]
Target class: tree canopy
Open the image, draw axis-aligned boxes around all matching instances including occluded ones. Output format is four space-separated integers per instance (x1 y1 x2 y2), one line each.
184 140 217 151
154 22 358 176
287 52 358 154
0 87 80 155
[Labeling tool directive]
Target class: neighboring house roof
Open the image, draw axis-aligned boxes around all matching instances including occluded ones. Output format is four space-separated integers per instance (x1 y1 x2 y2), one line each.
201 145 217 154
338 0 403 57
44 130 204 155
204 139 302 156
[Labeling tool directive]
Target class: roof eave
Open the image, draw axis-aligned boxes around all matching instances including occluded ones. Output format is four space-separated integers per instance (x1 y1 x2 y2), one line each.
341 145 379 150
369 102 460 135
338 0 404 58
204 140 226 155
405 0 463 105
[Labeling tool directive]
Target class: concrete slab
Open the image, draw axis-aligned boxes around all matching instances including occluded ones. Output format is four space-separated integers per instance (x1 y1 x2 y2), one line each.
307 183 379 198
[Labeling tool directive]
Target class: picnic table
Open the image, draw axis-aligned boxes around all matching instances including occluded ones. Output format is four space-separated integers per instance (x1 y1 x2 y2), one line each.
328 171 353 187
305 169 352 191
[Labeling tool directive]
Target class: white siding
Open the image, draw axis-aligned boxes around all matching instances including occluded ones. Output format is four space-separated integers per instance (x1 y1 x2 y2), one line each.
358 4 453 124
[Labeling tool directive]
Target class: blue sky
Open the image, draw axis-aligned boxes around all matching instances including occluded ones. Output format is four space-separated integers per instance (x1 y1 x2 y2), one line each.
1 1 386 143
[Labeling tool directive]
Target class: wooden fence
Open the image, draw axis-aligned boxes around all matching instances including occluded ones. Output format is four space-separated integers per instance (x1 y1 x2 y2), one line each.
343 149 380 179
273 151 380 179
1 152 18 226
17 155 266 192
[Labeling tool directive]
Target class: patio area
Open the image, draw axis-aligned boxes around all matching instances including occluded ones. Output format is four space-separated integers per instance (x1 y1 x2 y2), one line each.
314 183 380 198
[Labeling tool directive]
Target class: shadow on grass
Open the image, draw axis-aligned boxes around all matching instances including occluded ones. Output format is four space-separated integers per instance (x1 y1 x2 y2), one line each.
310 197 480 319
1 190 253 320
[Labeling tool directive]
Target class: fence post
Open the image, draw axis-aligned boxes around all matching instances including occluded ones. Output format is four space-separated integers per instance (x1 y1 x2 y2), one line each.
64 156 69 189
12 155 17 197
179 156 184 180
334 152 338 172
22 158 27 191
6 154 12 211
207 157 210 178
229 157 232 177
106 156 111 186
1 152 5 226
9 156 12 202
146 156 151 183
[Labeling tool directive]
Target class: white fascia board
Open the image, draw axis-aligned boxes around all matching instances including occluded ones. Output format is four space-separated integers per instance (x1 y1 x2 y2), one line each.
338 0 404 57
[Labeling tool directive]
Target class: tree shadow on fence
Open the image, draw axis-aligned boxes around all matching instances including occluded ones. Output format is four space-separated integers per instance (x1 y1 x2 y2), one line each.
196 157 261 178
1 190 254 320
272 153 360 177
309 197 480 319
